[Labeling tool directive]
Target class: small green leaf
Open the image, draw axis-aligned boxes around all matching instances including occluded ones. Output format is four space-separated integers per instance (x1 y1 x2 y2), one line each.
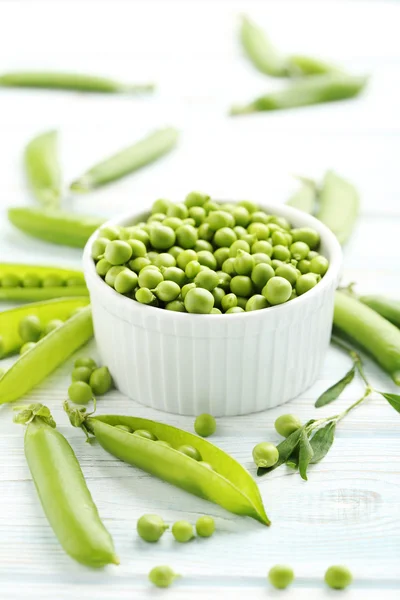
379 392 400 414
299 430 314 481
315 366 355 407
310 422 336 463
257 426 304 476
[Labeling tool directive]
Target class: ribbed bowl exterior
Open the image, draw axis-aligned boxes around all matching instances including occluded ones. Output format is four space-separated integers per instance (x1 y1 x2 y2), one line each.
83 203 342 416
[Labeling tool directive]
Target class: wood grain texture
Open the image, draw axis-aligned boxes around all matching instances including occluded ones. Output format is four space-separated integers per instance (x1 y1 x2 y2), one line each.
0 0 399 598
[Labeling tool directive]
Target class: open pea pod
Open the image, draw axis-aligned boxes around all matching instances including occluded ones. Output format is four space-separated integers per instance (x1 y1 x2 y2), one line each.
0 305 93 403
0 264 88 301
0 297 90 357
68 411 270 526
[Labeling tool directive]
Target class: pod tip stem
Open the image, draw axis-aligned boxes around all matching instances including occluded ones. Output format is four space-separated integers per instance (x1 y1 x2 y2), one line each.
111 554 120 566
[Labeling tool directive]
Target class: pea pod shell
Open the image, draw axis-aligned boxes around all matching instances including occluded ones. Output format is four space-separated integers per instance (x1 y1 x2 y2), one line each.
358 295 400 328
0 305 93 403
87 415 270 526
316 171 360 244
0 264 87 301
286 180 317 214
70 127 179 192
240 16 288 77
288 55 340 76
25 418 117 567
8 207 104 247
24 130 61 208
334 291 400 385
0 297 89 357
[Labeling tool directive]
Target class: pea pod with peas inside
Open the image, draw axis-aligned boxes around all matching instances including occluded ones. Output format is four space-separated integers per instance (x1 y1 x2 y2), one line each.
0 304 93 403
0 264 88 301
15 404 118 567
65 407 270 526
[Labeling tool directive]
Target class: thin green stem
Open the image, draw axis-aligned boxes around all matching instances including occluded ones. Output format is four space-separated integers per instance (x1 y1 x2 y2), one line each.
336 386 373 423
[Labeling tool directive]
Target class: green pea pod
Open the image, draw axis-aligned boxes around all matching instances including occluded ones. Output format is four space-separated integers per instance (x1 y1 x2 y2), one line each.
239 15 288 77
334 291 400 385
286 179 317 214
8 207 104 247
67 410 270 526
0 305 93 403
70 128 179 192
0 263 88 301
16 405 118 567
0 71 154 94
24 130 61 208
316 171 360 244
288 55 340 76
0 297 89 357
230 73 367 115
358 295 400 328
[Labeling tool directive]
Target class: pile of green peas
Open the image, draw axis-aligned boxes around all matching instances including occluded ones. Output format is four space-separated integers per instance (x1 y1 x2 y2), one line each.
18 314 66 355
68 357 112 404
91 192 329 314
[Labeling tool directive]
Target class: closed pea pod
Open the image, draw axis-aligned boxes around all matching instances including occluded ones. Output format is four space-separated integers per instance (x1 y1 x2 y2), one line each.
239 15 288 77
24 130 61 208
358 295 400 328
0 264 88 301
15 405 117 567
316 170 360 244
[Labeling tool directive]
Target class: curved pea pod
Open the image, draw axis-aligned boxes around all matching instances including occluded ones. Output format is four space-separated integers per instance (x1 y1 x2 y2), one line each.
0 264 88 301
17 407 118 567
358 295 400 328
24 130 61 208
334 291 400 385
288 55 340 76
70 127 179 192
0 297 89 358
0 305 93 403
0 71 154 94
316 171 360 244
8 207 104 247
239 15 288 77
71 413 270 526
286 179 317 214
230 73 367 115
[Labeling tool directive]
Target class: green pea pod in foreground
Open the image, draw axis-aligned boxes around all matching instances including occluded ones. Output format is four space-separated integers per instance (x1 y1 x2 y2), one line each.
65 407 270 526
316 171 359 244
0 306 93 403
70 127 179 192
0 297 89 358
24 130 61 208
0 263 88 302
358 295 400 328
230 73 367 115
8 207 104 247
334 291 400 385
15 404 118 567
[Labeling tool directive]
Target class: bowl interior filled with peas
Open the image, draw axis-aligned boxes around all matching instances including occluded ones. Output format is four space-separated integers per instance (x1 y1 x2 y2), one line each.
83 193 342 416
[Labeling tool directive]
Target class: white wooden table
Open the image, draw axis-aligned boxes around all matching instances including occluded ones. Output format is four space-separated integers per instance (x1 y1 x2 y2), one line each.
0 1 399 598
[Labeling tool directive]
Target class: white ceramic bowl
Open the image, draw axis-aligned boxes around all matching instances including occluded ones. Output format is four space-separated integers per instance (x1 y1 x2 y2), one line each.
83 203 342 416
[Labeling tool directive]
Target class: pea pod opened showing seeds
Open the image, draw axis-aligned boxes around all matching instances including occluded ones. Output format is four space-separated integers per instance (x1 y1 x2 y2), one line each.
14 404 118 567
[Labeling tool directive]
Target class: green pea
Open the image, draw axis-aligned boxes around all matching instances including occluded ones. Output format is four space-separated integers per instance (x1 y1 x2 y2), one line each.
262 276 292 305
19 315 42 342
68 381 93 404
214 247 230 268
20 341 36 355
166 202 188 219
194 413 216 437
270 230 287 247
233 225 247 238
194 239 213 252
251 211 270 224
115 424 133 433
138 268 163 289
238 200 259 213
310 255 329 276
196 516 215 538
149 224 176 250
272 245 291 262
66 276 85 287
21 273 41 288
71 366 92 383
74 357 97 370
324 566 353 590
216 271 232 292
221 257 236 276
178 444 202 461
226 306 244 314
207 210 235 230
232 206 250 227
168 245 184 259
172 520 195 543
252 253 272 266
252 442 279 468
148 565 179 588
184 287 214 314
114 270 138 294
99 225 120 240
275 264 299 286
137 514 168 542
213 227 237 248
176 249 197 270
184 191 210 208
104 240 132 266
194 270 219 291
268 565 295 590
296 273 319 295
152 253 175 268
211 287 225 308
210 308 221 314
196 250 217 270
162 266 186 287
246 295 268 311
105 266 127 287
148 212 166 224
165 300 186 312
162 217 183 230
230 275 253 297
229 239 250 257
44 319 64 335
181 282 196 300
307 250 318 260
90 237 108 260
221 293 237 312
128 227 150 247
291 227 320 249
197 222 214 241
126 239 147 258
129 257 151 272
152 198 172 214
188 206 206 226
275 414 302 437
153 280 181 302
133 429 158 441
185 260 201 279
203 200 220 214
90 367 112 395
290 241 310 261
220 203 236 213
233 250 254 275
175 224 198 249
297 259 311 274
135 287 156 305
248 222 270 240
96 258 112 277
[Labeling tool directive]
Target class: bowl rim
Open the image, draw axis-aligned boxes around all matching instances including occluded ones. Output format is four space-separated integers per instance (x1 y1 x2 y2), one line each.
83 201 343 322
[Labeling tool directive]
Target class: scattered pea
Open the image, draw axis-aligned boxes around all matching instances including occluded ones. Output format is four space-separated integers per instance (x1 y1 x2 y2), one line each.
275 414 302 437
196 516 215 538
137 514 168 542
89 366 112 395
194 413 216 437
324 565 353 590
172 520 194 543
268 565 295 590
71 366 92 383
252 442 279 468
74 357 97 370
149 565 180 588
68 381 93 404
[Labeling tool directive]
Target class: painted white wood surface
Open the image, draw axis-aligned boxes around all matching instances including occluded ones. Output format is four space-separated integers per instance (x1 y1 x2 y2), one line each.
0 0 399 598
